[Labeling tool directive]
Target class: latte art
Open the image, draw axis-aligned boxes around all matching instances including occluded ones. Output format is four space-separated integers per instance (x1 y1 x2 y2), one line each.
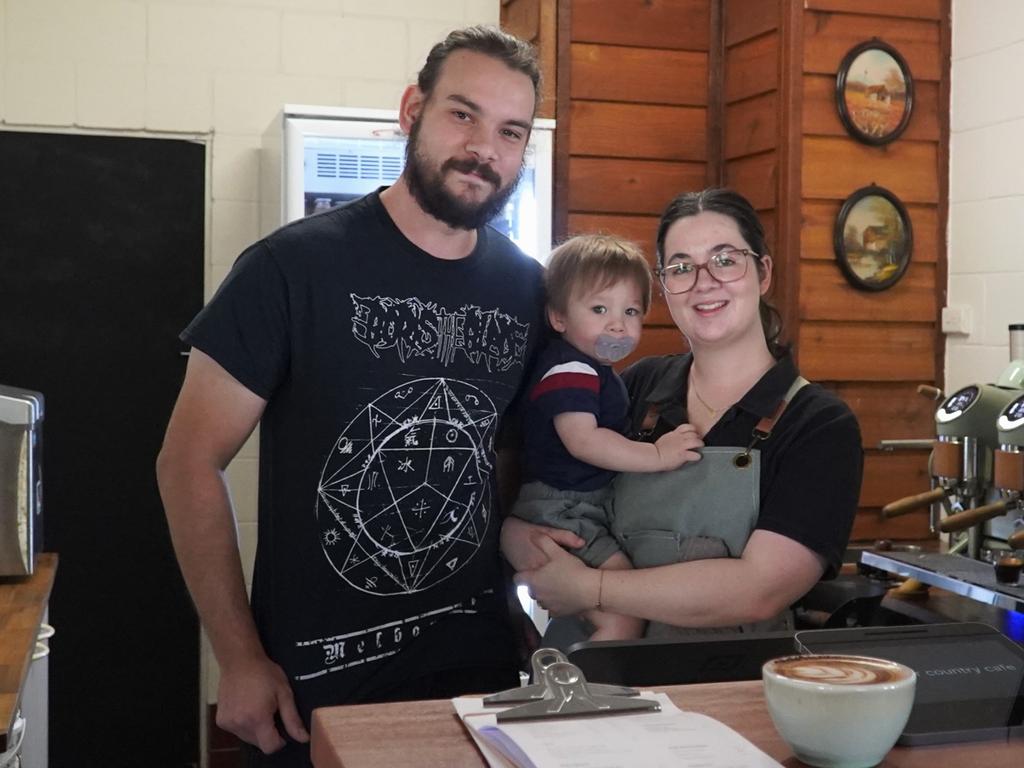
771 655 909 685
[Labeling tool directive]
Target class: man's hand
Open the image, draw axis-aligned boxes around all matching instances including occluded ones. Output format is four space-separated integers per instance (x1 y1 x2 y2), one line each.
653 423 703 470
215 653 309 754
501 516 586 571
514 536 595 616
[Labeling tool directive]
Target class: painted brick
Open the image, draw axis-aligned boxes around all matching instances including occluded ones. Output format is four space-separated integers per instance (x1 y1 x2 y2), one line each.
985 274 1024 348
3 57 75 126
218 0 339 9
211 199 260 268
227 457 260 525
73 1 147 64
282 14 409 81
952 42 1024 132
213 71 342 134
0 6 7 118
463 0 502 24
341 0 465 20
342 78 406 109
145 65 214 132
408 19 462 81
76 63 146 129
237 521 257 588
212 134 262 202
209 263 232 301
5 0 77 64
952 0 1024 60
947 344 1015 393
149 3 280 73
949 198 1024 275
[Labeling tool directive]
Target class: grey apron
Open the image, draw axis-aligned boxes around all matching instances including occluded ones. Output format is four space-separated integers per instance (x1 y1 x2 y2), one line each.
542 376 808 648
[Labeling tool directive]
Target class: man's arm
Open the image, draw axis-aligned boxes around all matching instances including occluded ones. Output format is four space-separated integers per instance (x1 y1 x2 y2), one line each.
155 349 308 753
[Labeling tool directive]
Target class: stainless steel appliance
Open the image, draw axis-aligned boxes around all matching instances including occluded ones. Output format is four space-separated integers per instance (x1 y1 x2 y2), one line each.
0 385 43 576
868 325 1024 612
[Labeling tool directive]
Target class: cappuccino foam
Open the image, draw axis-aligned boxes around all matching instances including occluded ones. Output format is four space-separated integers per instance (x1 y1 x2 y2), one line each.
769 655 909 685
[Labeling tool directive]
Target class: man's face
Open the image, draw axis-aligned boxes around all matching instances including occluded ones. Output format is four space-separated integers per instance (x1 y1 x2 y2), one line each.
401 50 536 230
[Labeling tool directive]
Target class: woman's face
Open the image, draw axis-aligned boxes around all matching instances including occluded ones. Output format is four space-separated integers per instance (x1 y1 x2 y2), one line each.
660 210 772 350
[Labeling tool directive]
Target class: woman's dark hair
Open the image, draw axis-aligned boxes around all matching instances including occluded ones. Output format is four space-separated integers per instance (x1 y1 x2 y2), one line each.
655 188 788 357
417 26 542 114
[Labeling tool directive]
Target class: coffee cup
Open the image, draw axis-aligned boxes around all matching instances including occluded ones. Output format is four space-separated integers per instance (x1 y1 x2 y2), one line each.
762 654 916 768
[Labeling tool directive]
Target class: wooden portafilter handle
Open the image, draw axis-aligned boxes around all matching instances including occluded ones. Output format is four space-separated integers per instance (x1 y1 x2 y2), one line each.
917 384 944 400
1009 530 1024 550
938 500 1009 533
881 487 947 518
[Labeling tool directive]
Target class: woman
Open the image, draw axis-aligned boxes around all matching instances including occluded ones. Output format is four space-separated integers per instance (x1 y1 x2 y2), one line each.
503 188 862 640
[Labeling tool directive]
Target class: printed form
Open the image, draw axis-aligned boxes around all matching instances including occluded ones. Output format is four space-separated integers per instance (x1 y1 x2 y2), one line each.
452 693 782 768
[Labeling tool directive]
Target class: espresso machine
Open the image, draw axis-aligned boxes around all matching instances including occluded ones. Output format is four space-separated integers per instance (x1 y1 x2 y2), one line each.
863 325 1024 612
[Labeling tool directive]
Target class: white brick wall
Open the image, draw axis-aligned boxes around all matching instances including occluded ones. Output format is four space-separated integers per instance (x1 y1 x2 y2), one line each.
0 0 500 710
948 1 1024 392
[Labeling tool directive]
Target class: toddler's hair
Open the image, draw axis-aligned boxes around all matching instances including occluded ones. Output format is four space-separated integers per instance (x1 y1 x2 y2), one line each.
545 234 652 315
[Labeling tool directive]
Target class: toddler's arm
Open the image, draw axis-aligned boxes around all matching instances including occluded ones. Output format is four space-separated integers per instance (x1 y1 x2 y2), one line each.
554 412 702 473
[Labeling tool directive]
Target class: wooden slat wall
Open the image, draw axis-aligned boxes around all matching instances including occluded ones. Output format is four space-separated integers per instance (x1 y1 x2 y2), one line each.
510 0 950 545
794 0 948 541
501 0 558 119
561 0 713 361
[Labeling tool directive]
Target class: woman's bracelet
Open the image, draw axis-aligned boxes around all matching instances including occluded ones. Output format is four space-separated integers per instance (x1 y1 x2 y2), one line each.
596 570 604 610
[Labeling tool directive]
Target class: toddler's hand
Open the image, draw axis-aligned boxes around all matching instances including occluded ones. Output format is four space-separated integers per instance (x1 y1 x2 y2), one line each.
653 424 703 470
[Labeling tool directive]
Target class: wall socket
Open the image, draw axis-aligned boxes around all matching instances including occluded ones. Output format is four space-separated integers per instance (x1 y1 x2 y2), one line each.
941 305 972 335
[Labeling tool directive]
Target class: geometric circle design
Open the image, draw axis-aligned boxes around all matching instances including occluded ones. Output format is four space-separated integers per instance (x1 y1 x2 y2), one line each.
316 378 497 595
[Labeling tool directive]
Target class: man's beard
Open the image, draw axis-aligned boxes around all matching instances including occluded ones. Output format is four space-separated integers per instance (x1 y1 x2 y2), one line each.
403 117 523 231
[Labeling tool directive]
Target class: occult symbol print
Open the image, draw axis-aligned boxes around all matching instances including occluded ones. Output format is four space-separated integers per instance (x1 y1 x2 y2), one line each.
316 378 498 595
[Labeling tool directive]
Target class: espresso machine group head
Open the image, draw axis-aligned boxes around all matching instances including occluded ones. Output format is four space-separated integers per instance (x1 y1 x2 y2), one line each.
931 383 1021 557
931 325 1024 556
994 392 1024 551
881 325 1024 559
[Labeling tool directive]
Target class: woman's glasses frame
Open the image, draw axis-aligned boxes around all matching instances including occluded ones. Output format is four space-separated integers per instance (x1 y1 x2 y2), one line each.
654 248 761 295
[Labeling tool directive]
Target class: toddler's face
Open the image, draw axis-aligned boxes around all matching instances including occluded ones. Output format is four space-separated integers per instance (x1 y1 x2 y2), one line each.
548 279 644 363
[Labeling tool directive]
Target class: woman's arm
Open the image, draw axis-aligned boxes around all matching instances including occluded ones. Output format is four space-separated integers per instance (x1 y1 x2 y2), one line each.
518 530 824 626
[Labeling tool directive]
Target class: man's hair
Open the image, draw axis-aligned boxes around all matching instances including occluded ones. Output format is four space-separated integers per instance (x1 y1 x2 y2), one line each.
546 234 653 316
417 25 542 114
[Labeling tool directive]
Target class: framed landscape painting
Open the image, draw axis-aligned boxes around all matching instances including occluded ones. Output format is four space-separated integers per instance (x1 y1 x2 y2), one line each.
835 39 914 145
833 185 913 292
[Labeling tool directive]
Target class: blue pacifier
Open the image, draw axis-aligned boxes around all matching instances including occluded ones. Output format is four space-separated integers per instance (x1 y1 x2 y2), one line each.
594 334 637 363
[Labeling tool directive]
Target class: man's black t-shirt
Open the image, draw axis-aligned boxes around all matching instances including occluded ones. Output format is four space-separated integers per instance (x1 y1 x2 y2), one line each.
183 191 545 721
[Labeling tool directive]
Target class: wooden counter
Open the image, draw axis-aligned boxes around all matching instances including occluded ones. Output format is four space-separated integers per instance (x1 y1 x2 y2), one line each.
311 679 1024 767
0 553 57 751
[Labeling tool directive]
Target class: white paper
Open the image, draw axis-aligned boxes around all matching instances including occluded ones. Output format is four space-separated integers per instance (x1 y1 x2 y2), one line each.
452 693 781 768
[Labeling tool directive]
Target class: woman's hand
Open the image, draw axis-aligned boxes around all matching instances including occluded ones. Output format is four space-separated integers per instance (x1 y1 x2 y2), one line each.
501 516 585 571
514 537 598 616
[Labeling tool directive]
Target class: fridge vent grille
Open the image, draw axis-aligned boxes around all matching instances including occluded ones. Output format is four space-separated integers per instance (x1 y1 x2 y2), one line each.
315 152 402 182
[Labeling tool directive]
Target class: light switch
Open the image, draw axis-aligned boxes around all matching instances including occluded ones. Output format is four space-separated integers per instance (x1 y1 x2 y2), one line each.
941 305 972 335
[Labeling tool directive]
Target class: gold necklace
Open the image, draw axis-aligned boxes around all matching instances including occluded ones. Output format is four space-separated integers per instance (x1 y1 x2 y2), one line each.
689 370 728 418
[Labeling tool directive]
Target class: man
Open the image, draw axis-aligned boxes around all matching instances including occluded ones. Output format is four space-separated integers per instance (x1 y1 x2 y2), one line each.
156 26 548 767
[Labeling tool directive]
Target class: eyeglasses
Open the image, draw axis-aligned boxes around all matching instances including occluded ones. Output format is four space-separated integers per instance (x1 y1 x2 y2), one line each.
655 248 759 295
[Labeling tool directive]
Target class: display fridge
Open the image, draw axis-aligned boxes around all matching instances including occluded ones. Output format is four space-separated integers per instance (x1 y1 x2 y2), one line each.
278 104 555 263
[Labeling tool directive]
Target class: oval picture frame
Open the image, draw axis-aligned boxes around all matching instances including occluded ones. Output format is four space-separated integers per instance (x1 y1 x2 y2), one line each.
835 39 914 145
833 185 913 292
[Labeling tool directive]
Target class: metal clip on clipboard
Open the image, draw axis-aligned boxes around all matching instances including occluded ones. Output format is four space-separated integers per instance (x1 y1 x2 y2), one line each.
496 660 661 722
483 648 639 705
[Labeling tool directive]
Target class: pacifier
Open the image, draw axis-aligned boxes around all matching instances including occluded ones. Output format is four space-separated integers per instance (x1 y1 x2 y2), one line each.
594 334 638 363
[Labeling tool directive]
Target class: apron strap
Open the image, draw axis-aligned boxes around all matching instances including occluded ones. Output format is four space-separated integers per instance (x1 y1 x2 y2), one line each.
738 376 810 462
